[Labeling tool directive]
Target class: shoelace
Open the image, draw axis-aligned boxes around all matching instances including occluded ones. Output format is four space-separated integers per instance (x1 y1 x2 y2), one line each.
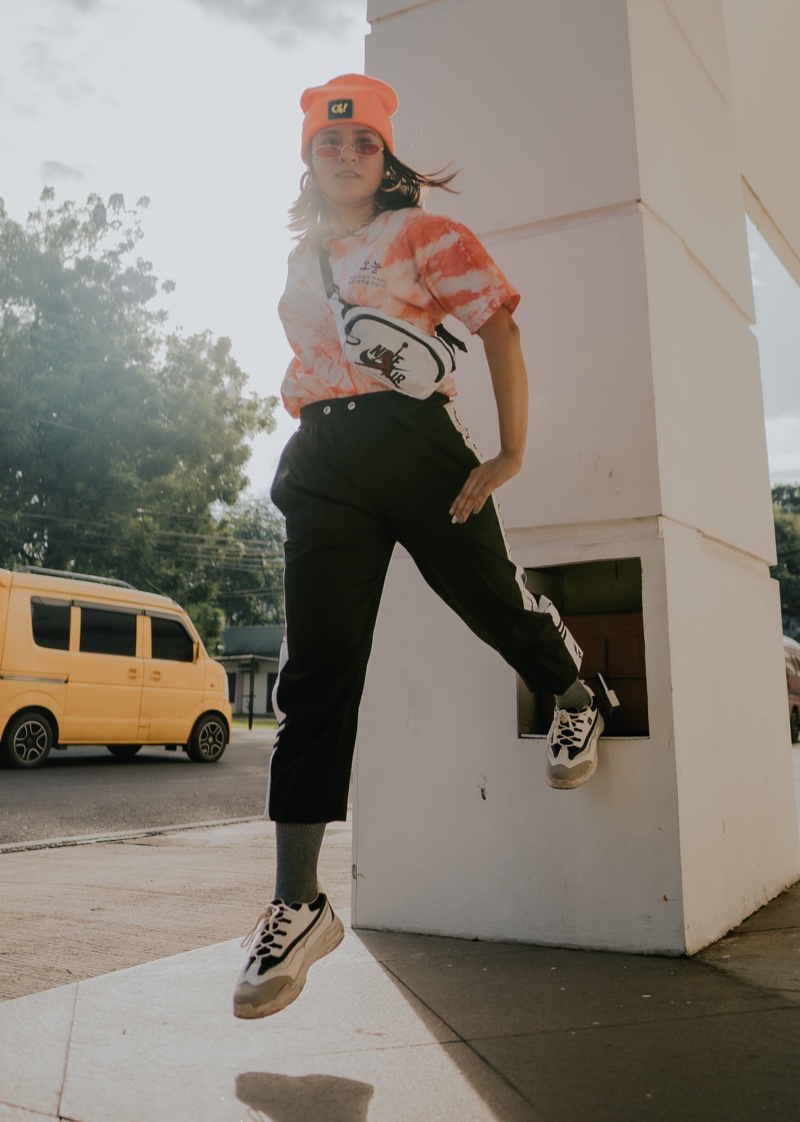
551 707 588 757
552 708 577 742
241 902 291 955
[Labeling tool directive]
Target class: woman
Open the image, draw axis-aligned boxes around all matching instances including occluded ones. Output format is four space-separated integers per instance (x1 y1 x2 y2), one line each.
233 73 603 1020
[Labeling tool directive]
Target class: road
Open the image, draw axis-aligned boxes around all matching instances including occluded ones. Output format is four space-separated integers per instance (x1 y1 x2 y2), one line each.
0 729 274 847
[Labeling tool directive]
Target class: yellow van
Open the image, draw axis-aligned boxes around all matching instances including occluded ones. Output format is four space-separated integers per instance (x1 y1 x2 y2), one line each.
0 567 232 769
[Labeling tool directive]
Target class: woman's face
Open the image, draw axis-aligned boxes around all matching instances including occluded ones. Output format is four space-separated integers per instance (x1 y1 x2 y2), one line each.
308 123 385 212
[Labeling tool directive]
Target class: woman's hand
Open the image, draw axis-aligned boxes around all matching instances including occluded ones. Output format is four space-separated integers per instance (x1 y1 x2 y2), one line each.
449 450 523 523
449 306 529 524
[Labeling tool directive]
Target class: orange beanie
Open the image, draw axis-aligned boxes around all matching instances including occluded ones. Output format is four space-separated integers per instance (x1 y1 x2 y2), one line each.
300 73 399 159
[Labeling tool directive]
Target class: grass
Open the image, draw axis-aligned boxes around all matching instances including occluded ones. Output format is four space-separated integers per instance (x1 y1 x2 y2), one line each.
231 715 279 730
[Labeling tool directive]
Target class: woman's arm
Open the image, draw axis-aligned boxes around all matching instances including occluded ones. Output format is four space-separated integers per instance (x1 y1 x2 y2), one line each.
449 305 528 523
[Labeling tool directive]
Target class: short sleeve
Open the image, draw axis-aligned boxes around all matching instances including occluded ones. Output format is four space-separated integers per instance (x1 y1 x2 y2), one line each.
407 213 520 334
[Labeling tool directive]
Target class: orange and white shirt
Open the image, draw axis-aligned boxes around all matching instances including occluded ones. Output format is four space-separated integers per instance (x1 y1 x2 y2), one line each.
278 207 520 418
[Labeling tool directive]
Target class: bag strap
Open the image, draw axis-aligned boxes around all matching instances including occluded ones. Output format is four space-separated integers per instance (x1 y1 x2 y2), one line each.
318 241 466 355
434 322 468 355
317 243 340 302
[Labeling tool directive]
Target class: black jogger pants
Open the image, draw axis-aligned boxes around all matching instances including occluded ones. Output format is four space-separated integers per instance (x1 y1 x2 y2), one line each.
267 391 580 822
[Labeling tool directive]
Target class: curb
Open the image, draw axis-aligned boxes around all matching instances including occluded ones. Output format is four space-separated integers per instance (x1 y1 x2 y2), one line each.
0 815 264 855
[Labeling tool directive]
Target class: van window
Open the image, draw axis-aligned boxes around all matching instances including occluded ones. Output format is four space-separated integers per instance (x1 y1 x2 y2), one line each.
79 606 137 657
31 598 71 650
151 616 194 662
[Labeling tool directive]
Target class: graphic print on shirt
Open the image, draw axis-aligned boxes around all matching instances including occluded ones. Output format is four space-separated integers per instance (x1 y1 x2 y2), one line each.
348 260 385 292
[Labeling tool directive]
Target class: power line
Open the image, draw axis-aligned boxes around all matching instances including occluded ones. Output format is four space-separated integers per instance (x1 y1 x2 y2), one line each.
0 407 107 438
0 509 284 558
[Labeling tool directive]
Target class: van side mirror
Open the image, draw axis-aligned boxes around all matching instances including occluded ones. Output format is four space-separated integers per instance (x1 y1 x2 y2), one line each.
192 641 200 663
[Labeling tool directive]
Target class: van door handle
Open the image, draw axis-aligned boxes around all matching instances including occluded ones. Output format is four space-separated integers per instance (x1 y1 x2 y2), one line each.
128 669 139 680
150 671 161 682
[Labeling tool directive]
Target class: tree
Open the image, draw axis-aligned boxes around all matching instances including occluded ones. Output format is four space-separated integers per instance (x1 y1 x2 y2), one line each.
214 495 286 627
772 484 800 516
0 189 278 647
772 484 800 638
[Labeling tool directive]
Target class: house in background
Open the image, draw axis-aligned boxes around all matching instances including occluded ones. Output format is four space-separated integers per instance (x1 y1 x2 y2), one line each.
217 625 284 725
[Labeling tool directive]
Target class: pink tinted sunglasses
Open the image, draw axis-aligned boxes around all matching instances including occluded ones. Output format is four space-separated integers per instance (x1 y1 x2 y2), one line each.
312 141 384 159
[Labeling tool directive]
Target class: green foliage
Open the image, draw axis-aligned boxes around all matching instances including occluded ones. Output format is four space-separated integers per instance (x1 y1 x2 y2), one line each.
771 484 800 636
772 484 800 515
214 495 285 628
0 189 280 649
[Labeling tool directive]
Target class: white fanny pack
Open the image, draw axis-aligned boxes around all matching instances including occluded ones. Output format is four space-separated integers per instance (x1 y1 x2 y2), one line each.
318 244 466 399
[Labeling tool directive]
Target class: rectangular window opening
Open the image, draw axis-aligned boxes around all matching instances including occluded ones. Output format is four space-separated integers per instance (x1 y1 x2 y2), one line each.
151 615 194 662
79 606 137 657
518 558 649 738
31 597 71 651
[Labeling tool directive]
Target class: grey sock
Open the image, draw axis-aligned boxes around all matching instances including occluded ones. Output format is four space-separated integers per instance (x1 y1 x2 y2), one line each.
274 822 327 904
555 679 592 712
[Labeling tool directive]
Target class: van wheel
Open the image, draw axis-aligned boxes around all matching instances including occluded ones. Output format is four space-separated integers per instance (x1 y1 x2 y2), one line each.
791 709 800 745
106 745 142 759
1 711 54 769
187 715 227 763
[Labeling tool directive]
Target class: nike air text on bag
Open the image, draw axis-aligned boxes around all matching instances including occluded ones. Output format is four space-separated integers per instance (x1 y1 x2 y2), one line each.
318 244 466 399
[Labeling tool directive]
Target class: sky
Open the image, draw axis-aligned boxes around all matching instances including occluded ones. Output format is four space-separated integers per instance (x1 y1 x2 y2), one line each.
0 0 370 493
2 0 799 492
747 220 800 484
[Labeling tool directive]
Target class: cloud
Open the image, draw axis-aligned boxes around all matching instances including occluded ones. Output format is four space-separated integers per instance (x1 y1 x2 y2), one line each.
187 0 365 45
27 36 96 104
40 160 86 182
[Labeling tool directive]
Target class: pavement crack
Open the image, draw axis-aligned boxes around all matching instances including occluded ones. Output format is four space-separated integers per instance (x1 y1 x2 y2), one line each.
55 981 80 1121
376 959 553 1121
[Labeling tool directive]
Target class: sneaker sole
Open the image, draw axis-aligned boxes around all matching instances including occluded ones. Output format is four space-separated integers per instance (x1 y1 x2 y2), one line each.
233 911 345 1020
546 756 598 789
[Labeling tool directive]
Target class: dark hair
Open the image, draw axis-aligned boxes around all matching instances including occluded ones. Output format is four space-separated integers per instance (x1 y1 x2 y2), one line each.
288 148 458 246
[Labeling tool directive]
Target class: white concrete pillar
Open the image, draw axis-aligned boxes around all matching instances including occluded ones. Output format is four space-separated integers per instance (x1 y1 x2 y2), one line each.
352 0 800 953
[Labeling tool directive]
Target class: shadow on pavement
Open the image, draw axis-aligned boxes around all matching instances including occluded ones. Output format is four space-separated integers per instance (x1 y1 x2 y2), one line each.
42 747 191 768
355 922 800 1122
236 1072 374 1122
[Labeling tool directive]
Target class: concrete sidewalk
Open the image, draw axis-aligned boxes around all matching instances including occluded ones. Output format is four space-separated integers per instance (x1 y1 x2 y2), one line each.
1 750 799 1122
0 818 353 1002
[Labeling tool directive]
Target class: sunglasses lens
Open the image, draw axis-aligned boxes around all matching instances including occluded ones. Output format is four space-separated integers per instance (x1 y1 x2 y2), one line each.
312 142 383 159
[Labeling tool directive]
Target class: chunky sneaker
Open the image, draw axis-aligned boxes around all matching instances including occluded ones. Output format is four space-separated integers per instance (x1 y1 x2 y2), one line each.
546 691 604 790
233 892 344 1019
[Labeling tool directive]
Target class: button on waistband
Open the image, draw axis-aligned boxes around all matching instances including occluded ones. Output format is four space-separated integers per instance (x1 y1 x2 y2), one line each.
299 391 449 426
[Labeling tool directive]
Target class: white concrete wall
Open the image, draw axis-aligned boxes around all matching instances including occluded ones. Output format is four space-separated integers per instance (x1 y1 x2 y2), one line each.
353 0 800 953
661 521 798 950
354 529 687 953
627 0 799 944
723 0 800 284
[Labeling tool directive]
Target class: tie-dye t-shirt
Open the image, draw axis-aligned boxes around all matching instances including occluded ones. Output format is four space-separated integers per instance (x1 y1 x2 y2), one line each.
278 207 520 418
